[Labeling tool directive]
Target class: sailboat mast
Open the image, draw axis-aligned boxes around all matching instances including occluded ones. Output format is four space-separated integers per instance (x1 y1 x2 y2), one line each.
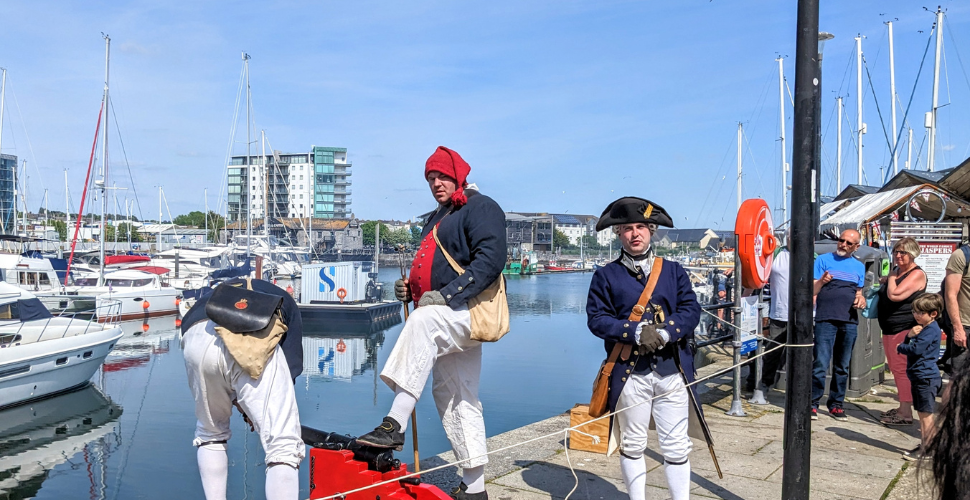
737 122 743 210
856 35 864 185
204 187 208 244
777 57 787 224
157 186 162 250
64 169 69 244
927 8 943 172
261 130 271 265
244 52 252 258
887 21 898 175
907 127 913 170
836 97 843 192
0 68 5 233
98 35 110 283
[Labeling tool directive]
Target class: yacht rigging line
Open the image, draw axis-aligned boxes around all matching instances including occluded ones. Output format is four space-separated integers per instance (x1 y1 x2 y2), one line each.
8 80 49 195
890 31 935 172
216 63 246 226
860 55 896 183
108 96 144 221
66 101 104 284
944 19 970 158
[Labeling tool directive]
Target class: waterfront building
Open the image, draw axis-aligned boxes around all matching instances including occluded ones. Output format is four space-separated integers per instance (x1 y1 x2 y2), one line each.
505 213 553 253
226 146 352 223
0 154 16 234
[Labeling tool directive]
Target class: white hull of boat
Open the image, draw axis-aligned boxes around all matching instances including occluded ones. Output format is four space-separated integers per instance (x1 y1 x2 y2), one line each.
94 289 179 321
0 325 123 408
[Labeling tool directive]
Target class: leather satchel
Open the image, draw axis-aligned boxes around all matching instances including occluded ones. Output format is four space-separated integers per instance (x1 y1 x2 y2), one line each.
432 225 510 342
588 258 664 418
206 279 288 379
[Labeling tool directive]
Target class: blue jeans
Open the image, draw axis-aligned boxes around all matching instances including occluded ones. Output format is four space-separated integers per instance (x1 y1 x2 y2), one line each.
812 320 858 409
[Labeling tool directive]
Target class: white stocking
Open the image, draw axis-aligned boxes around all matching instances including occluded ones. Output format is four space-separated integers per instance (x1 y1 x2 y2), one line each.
265 463 299 500
462 465 486 494
197 444 228 500
663 459 691 500
620 454 647 500
387 387 417 431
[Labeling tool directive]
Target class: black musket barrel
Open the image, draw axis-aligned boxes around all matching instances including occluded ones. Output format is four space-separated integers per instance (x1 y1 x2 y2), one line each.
782 0 819 498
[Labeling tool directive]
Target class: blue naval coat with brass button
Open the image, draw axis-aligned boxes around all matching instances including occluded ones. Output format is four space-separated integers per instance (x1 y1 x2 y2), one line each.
586 256 702 414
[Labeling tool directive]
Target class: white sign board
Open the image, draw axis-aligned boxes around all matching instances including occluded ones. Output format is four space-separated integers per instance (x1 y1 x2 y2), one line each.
916 242 957 293
739 296 760 354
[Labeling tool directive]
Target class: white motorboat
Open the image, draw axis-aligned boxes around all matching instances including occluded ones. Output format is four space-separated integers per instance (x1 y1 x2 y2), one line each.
0 283 123 408
69 269 179 321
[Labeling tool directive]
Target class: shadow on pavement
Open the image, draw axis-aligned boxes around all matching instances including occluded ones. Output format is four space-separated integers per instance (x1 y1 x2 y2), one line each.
516 460 624 499
824 426 912 454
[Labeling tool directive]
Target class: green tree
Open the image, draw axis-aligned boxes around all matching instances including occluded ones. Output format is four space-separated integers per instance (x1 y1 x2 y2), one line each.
51 220 67 241
581 234 602 250
410 225 424 247
553 229 571 250
361 221 391 246
174 210 225 242
383 227 412 248
115 222 142 242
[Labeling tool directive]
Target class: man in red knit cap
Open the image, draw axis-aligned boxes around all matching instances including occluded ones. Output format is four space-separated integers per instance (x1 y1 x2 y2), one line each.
358 146 506 500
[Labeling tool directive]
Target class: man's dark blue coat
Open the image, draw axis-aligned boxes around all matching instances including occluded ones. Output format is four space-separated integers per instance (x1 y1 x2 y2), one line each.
586 257 702 413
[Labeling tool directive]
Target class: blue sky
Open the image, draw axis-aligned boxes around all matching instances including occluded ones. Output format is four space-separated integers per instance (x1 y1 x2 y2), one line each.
1 1 968 230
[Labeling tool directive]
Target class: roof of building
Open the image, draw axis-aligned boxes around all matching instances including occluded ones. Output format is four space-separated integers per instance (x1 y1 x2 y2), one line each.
879 168 952 193
552 214 582 225
833 184 880 202
940 156 970 201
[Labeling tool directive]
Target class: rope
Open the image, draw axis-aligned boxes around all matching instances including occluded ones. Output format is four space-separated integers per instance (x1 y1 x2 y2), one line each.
313 340 814 500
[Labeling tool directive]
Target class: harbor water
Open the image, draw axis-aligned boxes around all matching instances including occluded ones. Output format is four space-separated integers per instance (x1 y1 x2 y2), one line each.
1 268 603 499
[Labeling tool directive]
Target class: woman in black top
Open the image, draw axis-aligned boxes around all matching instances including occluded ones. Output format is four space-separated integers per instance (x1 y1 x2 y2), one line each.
877 237 927 425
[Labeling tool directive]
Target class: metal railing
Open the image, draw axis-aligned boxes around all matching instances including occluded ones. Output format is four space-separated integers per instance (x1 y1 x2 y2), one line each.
21 297 125 343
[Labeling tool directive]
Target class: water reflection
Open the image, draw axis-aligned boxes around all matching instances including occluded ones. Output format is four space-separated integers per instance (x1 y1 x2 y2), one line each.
103 316 179 373
301 332 385 382
506 274 591 316
0 385 122 498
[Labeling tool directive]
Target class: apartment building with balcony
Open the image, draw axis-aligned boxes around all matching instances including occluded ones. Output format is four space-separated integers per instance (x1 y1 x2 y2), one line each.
226 146 352 223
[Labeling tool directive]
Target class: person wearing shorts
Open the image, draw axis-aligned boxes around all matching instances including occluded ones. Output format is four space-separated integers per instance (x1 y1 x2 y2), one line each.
897 293 944 461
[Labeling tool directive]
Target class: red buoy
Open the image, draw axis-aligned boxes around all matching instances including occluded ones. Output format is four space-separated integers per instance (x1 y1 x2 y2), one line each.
142 301 151 310
734 198 776 289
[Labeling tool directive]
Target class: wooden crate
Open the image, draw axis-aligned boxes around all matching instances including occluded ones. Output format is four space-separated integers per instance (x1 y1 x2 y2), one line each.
568 404 609 454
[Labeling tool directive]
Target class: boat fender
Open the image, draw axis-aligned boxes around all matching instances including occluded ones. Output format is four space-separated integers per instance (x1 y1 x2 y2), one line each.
143 301 151 310
734 198 775 289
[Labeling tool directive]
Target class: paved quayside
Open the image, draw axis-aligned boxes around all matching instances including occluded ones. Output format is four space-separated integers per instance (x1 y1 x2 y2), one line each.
419 346 934 499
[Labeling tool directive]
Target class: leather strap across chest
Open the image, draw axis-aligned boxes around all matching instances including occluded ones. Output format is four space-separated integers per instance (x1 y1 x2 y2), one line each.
608 257 665 364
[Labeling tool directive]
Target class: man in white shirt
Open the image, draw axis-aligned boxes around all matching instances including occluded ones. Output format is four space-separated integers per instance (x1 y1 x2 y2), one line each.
760 233 790 390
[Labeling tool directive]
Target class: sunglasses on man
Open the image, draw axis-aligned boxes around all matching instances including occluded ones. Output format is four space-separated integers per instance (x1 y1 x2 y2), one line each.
836 238 860 246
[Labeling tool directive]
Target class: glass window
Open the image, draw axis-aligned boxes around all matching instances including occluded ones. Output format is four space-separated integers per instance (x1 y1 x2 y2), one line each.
230 158 245 166
300 194 303 199
228 185 241 194
300 175 304 180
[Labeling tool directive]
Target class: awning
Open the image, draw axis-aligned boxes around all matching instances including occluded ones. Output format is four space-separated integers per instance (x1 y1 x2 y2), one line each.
819 184 970 235
130 266 171 275
105 255 152 265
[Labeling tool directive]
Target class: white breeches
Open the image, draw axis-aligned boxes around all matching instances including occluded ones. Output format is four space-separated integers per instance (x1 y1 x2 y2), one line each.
616 371 693 463
183 321 305 469
380 304 487 468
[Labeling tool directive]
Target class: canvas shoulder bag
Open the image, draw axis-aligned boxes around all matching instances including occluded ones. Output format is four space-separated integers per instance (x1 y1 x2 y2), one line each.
588 257 664 418
432 224 510 342
206 278 288 379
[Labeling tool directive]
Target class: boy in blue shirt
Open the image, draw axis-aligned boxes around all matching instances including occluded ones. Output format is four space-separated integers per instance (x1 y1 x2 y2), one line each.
897 293 944 461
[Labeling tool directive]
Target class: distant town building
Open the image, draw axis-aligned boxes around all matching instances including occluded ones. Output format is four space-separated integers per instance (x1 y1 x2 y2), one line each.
0 154 16 234
506 213 553 252
551 214 585 245
223 218 362 253
227 146 351 223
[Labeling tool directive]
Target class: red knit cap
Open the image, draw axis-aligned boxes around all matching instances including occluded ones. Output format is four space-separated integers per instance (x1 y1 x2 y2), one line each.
424 146 471 207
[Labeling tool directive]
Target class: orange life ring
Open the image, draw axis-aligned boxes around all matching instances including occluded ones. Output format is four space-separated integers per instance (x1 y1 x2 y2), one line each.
734 198 776 289
336 287 347 303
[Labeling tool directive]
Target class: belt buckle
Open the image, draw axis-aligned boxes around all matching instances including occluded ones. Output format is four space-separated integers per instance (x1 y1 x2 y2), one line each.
632 304 646 316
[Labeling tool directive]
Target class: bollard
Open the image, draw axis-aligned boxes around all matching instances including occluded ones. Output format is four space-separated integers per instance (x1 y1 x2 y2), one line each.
749 291 769 405
726 250 747 417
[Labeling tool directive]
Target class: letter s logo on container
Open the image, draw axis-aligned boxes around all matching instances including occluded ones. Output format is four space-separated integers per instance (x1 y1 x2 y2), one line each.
319 266 336 292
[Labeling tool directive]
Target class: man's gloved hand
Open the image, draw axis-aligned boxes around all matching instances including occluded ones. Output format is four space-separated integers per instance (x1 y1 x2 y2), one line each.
638 323 665 353
394 279 412 303
417 290 447 307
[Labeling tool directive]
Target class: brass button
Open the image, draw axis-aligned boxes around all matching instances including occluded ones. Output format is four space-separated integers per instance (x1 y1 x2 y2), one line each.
625 369 631 374
637 275 642 279
621 377 627 382
468 277 473 281
676 328 681 333
629 362 635 366
421 253 425 257
622 333 628 338
669 321 675 325
447 294 452 299
458 286 463 291
633 351 639 355
624 323 630 328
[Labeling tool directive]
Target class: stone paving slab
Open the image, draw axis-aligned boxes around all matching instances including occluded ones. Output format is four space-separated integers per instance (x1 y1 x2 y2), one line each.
416 353 937 499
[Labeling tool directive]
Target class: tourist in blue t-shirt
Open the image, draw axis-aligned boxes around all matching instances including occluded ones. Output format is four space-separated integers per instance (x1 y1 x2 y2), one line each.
811 229 867 421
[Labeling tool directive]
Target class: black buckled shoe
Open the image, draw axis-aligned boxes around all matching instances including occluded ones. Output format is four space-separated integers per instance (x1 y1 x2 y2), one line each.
356 417 405 451
450 482 488 500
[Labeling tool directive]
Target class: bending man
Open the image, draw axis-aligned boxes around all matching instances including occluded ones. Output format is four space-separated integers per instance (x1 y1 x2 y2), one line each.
182 279 305 500
586 197 702 500
357 146 506 500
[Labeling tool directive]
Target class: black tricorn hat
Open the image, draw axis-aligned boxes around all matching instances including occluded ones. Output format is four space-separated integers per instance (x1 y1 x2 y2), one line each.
595 196 674 232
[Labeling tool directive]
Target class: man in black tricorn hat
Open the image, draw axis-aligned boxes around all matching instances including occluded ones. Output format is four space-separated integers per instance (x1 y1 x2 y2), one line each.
587 196 708 500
